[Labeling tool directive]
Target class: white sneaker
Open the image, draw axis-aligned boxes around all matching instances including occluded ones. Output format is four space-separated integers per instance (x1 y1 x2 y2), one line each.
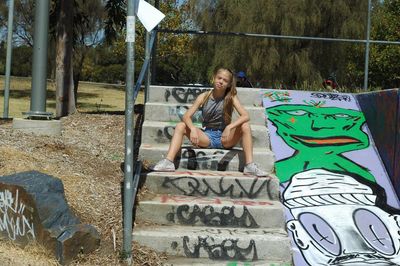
243 162 267 177
151 158 175 172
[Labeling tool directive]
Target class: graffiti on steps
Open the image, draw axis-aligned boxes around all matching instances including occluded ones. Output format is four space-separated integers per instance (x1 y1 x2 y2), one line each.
227 262 290 266
182 236 258 261
157 126 175 142
194 228 278 236
153 170 251 177
159 194 273 207
179 149 241 170
168 105 203 123
0 189 35 241
165 87 209 103
166 204 259 228
310 92 351 102
162 175 273 199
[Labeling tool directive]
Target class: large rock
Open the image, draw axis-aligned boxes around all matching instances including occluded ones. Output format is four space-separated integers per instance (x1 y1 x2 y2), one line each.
0 171 100 264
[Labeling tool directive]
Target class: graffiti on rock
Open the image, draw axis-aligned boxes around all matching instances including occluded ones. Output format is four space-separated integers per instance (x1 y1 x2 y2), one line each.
183 236 258 261
162 175 272 199
167 204 259 228
0 189 35 241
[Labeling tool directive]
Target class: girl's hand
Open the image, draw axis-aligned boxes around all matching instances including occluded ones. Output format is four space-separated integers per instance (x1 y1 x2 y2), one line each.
190 130 199 147
222 126 233 142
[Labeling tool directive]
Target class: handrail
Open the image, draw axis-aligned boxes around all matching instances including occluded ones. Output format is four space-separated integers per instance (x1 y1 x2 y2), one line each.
133 30 156 103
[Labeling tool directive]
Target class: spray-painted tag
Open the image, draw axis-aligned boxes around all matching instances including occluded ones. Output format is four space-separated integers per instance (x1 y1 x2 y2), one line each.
126 16 135 42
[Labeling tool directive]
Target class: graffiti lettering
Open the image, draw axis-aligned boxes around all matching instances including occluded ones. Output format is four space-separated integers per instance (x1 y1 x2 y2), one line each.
183 236 258 261
167 205 259 228
162 176 272 199
263 91 292 102
310 92 351 102
168 106 203 123
157 126 175 142
180 149 240 171
160 195 273 207
153 170 249 177
195 228 272 236
165 87 209 103
0 189 35 240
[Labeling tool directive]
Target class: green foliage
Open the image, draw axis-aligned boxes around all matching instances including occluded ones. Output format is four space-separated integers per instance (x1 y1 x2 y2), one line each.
186 0 369 88
345 0 400 89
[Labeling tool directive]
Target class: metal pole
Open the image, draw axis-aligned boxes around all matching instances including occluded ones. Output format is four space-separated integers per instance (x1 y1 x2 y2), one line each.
3 0 15 119
363 0 372 90
26 0 52 119
144 31 151 102
150 0 159 84
123 0 138 263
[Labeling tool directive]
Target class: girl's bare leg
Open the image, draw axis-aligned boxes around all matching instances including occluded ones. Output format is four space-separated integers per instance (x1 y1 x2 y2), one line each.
166 122 210 161
222 122 253 164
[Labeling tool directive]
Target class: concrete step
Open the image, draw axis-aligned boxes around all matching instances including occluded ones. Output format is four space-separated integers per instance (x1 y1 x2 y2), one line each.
164 257 292 266
133 225 291 262
144 102 267 126
149 85 267 106
143 170 280 200
135 194 285 229
141 120 271 148
139 145 275 173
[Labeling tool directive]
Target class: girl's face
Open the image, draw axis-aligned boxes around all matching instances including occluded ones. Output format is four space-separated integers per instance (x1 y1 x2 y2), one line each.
213 70 232 92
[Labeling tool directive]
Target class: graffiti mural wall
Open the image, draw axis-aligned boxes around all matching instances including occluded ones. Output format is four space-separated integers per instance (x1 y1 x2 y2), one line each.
263 90 400 265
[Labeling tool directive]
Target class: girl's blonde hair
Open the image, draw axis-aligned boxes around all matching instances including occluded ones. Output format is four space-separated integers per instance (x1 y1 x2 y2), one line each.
213 68 237 125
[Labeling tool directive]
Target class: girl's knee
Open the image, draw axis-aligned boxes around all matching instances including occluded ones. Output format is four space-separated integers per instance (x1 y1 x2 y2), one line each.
175 122 187 133
241 122 251 133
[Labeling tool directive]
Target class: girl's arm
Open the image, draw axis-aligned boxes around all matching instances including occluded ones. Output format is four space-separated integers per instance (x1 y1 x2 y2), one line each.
181 92 207 130
227 95 250 129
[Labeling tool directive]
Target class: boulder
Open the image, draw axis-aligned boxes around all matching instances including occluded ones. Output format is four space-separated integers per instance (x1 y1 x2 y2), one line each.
0 171 100 264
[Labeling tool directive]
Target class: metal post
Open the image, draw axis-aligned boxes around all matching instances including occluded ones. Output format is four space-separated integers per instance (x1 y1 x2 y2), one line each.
25 0 52 119
144 31 151 102
123 0 138 263
363 0 372 90
3 0 15 119
150 0 159 84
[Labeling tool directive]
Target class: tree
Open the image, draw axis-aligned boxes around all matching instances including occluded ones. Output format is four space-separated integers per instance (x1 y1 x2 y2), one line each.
186 0 368 88
369 0 400 88
54 0 75 117
103 0 193 84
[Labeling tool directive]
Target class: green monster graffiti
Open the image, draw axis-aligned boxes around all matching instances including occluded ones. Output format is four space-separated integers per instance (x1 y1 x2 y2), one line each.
266 104 376 183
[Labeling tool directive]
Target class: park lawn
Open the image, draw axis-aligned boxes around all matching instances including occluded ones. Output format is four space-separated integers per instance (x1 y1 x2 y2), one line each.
0 76 144 118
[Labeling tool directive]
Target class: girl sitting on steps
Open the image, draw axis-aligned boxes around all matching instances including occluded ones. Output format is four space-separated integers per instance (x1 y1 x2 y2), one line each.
151 67 267 177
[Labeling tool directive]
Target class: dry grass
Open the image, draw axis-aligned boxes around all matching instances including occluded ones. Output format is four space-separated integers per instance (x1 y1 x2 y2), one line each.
0 77 166 265
0 76 144 117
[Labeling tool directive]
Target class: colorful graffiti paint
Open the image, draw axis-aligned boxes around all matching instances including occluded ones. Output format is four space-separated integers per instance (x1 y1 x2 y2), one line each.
264 90 400 266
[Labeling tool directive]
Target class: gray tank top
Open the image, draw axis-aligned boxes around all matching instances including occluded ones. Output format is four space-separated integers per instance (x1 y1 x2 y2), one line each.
201 96 225 129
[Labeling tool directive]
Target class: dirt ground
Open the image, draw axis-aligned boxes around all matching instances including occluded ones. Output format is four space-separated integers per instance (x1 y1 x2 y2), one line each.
0 113 166 265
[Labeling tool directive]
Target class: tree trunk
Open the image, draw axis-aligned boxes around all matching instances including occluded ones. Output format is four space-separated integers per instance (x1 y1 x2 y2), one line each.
55 0 76 117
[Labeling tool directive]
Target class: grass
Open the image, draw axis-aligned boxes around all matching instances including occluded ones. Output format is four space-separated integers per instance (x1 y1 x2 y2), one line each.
0 76 144 118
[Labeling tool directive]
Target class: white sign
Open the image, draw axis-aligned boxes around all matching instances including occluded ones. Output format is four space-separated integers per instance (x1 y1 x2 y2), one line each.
137 0 166 32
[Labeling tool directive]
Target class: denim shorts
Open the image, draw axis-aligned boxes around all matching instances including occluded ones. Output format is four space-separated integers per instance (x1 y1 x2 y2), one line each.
203 128 223 149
